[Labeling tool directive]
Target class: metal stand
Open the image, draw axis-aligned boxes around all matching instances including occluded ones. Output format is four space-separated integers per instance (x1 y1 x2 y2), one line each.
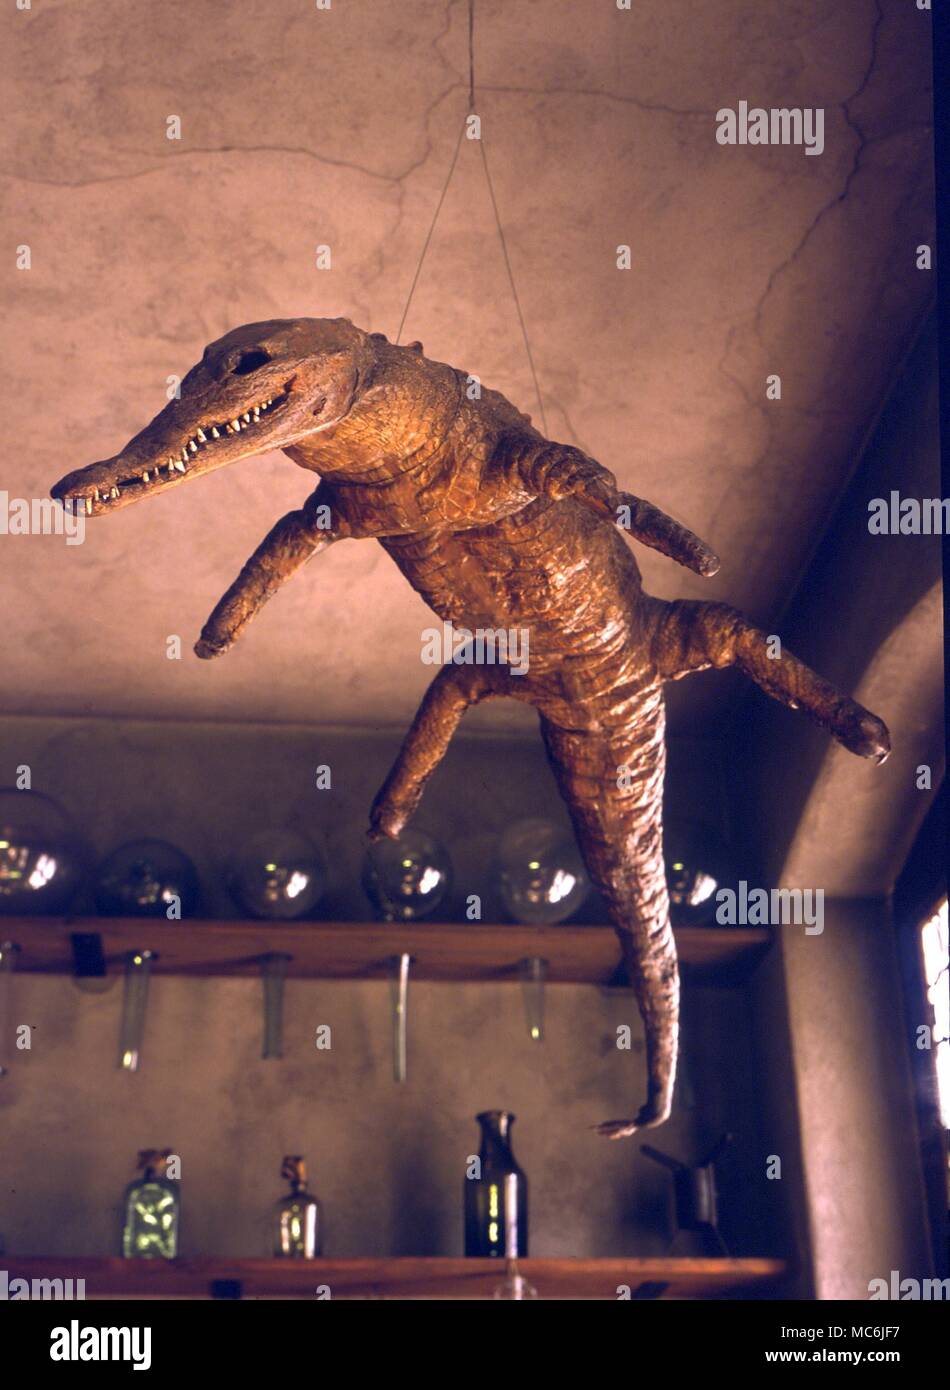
260 952 292 1059
518 956 547 1042
641 1133 733 1256
0 941 20 1084
118 949 156 1072
389 952 412 1083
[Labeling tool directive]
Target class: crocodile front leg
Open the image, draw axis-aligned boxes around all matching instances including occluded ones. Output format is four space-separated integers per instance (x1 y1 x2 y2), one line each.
491 437 721 577
369 662 511 839
195 483 349 658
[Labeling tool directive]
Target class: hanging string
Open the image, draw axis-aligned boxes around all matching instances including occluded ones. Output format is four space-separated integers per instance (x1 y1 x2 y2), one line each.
393 117 467 347
468 0 476 109
394 0 548 434
478 137 548 434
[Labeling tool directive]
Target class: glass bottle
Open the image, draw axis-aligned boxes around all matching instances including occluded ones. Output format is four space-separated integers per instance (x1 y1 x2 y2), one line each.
275 1156 321 1257
122 1150 179 1259
464 1111 528 1257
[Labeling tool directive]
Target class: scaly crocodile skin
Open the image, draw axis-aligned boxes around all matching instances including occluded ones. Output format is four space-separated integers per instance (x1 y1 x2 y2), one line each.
52 317 891 1136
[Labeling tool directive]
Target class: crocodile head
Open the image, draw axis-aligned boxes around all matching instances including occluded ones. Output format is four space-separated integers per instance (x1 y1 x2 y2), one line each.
51 318 376 516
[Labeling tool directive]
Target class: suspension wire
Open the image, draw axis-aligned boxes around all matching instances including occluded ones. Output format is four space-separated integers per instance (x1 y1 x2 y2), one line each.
478 135 548 434
394 116 467 347
394 0 548 433
468 0 476 109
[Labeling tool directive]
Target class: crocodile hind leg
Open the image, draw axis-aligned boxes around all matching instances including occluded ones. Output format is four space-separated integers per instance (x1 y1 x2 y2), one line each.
369 662 511 839
540 701 678 1139
649 599 891 761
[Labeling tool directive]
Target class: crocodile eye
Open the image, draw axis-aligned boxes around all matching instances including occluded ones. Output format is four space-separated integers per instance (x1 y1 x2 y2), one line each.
232 349 271 375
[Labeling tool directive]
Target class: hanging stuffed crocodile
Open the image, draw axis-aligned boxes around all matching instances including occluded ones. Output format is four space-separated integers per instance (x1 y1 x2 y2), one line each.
52 318 891 1137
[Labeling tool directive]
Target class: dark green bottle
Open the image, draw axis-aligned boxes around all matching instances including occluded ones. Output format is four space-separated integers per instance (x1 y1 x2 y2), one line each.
121 1149 179 1259
464 1111 528 1257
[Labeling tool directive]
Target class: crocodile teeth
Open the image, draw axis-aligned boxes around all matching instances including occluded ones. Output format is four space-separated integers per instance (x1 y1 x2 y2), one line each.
85 497 92 514
142 471 150 483
173 460 186 474
197 428 207 442
111 486 120 499
189 440 198 453
231 419 240 431
211 426 220 438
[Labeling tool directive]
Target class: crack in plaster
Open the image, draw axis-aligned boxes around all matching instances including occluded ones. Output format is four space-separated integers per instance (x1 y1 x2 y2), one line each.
703 0 894 565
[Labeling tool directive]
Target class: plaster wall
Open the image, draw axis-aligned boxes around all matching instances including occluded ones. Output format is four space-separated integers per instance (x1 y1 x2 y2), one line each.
2 0 935 737
779 900 934 1299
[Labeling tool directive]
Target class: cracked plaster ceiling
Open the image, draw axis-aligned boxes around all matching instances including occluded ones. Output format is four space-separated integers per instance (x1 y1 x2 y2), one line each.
2 0 935 734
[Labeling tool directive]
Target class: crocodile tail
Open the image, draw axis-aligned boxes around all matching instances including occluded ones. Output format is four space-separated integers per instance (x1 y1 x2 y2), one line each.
539 707 679 1138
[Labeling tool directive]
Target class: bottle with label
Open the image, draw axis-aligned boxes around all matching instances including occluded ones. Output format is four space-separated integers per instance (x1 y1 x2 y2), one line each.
121 1149 179 1259
464 1111 528 1257
275 1155 321 1257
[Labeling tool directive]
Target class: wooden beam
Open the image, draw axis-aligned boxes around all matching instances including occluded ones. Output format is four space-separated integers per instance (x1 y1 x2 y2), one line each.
3 1255 787 1300
1 918 771 984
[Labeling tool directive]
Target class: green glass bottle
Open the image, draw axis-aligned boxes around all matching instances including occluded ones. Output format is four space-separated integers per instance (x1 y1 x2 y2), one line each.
122 1149 179 1259
275 1156 321 1257
464 1111 528 1257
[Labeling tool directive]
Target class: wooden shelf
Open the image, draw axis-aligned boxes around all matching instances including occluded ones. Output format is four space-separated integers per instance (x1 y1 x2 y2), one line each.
1 917 770 984
3 1255 787 1300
